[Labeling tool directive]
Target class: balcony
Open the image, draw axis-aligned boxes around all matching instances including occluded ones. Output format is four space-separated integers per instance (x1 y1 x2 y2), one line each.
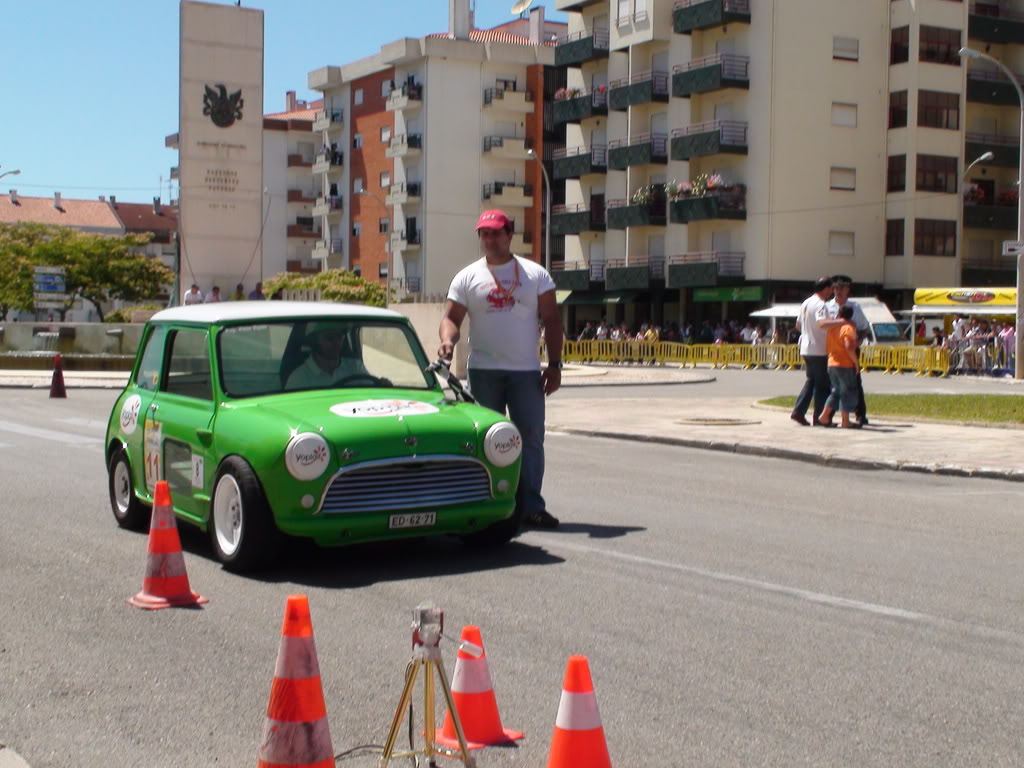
605 256 665 290
965 133 1021 168
385 181 422 206
672 53 750 97
312 196 343 218
606 190 667 230
968 2 1024 45
391 229 422 251
551 202 607 235
967 69 1024 106
673 0 751 34
483 135 533 160
554 27 610 67
666 252 745 288
556 0 606 10
483 87 535 114
287 188 316 203
551 260 605 290
482 181 534 208
963 202 1019 230
386 134 422 159
312 150 344 175
671 120 749 160
554 145 608 179
608 71 669 110
386 82 423 112
668 184 746 223
313 238 344 261
287 224 321 239
510 230 533 253
312 107 344 133
607 134 668 170
287 154 313 168
394 276 422 294
553 88 608 125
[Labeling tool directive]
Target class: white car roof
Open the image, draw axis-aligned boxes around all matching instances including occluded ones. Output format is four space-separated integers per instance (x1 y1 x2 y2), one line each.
150 301 404 324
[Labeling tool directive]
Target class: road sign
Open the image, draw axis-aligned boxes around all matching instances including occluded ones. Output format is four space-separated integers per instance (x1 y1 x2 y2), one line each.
34 300 66 310
34 292 67 302
33 266 66 275
1002 240 1024 257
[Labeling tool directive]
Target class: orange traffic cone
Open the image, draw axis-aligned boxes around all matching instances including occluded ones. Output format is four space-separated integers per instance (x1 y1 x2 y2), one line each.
257 595 335 768
49 353 66 398
436 625 523 750
127 481 207 610
546 655 612 768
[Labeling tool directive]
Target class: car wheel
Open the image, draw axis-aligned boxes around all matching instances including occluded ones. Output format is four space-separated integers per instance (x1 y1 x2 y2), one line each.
209 456 280 572
462 484 525 548
108 447 151 531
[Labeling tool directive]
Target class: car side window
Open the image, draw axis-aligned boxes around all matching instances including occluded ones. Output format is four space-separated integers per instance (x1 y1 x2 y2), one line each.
165 329 212 400
135 326 167 391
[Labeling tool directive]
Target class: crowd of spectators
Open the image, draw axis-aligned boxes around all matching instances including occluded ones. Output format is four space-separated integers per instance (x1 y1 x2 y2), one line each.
570 317 797 346
926 315 1016 374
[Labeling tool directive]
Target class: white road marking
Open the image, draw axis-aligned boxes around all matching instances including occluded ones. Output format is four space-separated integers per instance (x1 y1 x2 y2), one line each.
58 417 109 431
0 420 103 446
546 430 571 437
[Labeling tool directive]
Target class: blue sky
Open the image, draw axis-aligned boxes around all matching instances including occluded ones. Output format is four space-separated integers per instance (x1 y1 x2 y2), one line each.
1 0 564 205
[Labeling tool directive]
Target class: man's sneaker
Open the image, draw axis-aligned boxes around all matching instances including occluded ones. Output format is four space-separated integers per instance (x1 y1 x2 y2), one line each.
524 510 560 529
790 412 810 426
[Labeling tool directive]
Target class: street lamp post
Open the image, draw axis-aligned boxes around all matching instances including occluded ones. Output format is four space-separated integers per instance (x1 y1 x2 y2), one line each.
960 47 1024 379
526 149 552 271
0 168 22 182
356 189 393 306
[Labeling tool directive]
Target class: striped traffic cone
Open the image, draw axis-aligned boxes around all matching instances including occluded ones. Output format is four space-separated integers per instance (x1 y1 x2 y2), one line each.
257 594 335 768
436 625 523 750
127 481 207 609
546 655 612 768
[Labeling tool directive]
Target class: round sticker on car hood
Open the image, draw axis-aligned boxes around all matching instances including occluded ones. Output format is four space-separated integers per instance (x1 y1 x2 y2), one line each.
330 400 440 418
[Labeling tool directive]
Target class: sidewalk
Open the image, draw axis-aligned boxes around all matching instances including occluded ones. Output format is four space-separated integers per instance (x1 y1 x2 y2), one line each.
0 744 31 768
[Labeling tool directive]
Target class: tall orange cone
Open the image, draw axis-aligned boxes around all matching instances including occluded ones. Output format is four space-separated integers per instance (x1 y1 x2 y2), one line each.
127 481 207 609
436 625 523 750
257 595 335 768
546 655 612 768
49 353 66 398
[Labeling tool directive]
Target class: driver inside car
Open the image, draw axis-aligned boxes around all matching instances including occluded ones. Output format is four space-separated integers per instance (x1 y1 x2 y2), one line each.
285 322 374 390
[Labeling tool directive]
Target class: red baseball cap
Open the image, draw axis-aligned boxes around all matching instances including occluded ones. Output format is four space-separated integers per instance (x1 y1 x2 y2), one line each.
475 209 512 231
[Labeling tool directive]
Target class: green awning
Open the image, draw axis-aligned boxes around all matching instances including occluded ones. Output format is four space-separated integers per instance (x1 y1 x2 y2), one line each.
560 291 608 305
605 291 642 304
556 290 572 305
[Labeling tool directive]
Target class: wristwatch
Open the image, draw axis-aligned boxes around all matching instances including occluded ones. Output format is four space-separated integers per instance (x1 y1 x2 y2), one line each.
547 361 563 369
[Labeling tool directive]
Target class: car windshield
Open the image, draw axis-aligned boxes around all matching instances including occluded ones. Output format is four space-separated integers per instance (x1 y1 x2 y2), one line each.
218 319 435 398
872 323 905 342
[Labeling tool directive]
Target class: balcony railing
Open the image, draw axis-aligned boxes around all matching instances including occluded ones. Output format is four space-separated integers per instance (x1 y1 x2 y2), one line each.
668 252 745 275
483 87 535 105
288 189 317 203
482 181 535 200
673 0 751 34
287 154 313 167
387 181 422 203
321 238 344 254
968 2 1024 45
553 144 608 179
965 132 1021 167
665 251 745 287
553 88 609 124
554 27 611 67
386 82 423 111
551 202 607 234
387 134 423 158
313 108 344 132
314 195 343 214
605 255 666 288
669 184 747 223
550 260 606 287
483 135 534 151
962 253 1019 270
672 53 750 97
967 68 1024 105
670 120 749 160
606 191 668 229
287 224 321 238
963 201 1019 230
608 70 670 110
607 133 668 169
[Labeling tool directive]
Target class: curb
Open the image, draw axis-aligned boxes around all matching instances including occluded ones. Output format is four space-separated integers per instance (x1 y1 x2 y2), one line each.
552 426 1024 484
752 402 1024 432
0 743 32 768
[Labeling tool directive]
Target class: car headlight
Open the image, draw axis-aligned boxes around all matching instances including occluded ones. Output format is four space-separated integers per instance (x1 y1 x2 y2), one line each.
285 433 331 481
483 422 521 467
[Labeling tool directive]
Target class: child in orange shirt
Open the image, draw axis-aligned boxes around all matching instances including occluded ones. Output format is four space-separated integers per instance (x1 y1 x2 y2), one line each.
818 304 860 428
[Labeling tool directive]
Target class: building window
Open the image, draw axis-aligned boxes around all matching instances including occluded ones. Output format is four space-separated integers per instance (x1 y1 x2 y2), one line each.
919 25 961 66
616 0 630 25
829 231 855 257
914 219 957 256
381 125 391 143
353 133 363 149
381 79 392 98
885 219 905 256
890 26 909 64
353 222 362 238
916 154 959 193
889 90 908 128
353 265 362 277
379 217 389 234
918 90 959 130
831 102 857 127
379 262 389 278
833 36 859 61
830 167 856 190
354 88 364 105
353 177 364 192
887 155 906 192
380 171 391 189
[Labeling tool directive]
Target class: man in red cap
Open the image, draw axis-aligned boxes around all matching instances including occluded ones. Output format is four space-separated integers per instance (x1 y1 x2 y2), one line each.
438 209 564 529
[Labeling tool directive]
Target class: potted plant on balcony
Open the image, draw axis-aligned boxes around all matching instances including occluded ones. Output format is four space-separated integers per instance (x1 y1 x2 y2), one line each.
963 183 985 205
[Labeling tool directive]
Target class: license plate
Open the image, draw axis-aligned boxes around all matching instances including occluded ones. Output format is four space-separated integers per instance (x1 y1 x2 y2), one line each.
388 512 437 530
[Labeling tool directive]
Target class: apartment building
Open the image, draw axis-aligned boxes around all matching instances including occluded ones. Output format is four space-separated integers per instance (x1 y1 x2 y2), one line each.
309 0 565 299
552 0 1023 328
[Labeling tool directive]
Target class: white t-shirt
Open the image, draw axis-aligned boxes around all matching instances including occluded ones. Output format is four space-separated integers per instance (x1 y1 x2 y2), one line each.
183 289 203 305
447 255 556 372
797 294 829 356
820 298 869 333
740 326 756 343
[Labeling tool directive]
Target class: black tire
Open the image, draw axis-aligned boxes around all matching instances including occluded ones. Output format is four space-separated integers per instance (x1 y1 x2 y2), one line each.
209 456 281 572
108 447 151 531
462 483 525 548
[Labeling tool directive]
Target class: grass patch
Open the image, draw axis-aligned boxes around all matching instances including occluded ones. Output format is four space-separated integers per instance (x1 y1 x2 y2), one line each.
760 394 1024 426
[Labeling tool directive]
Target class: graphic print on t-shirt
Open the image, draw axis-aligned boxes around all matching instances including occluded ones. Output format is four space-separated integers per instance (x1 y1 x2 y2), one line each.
485 260 521 312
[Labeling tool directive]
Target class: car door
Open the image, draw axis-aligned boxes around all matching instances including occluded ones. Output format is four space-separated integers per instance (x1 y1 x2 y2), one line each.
117 324 166 500
151 325 216 525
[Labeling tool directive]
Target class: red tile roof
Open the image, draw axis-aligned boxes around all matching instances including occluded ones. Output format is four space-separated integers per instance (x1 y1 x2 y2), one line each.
427 21 565 46
0 194 123 232
265 98 324 120
110 201 178 234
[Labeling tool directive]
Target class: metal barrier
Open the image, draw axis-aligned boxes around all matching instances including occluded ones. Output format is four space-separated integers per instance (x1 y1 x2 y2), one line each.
549 341 952 376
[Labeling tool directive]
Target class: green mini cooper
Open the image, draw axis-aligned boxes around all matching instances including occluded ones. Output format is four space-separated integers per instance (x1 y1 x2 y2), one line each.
105 302 523 571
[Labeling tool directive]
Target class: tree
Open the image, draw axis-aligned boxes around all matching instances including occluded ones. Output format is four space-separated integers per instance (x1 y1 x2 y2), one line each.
0 223 57 320
263 269 387 307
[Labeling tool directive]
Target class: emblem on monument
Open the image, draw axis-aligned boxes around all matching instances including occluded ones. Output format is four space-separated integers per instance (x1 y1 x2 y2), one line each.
203 84 244 128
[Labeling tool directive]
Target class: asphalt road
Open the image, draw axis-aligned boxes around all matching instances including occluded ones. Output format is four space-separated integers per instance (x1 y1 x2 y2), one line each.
1 389 1022 767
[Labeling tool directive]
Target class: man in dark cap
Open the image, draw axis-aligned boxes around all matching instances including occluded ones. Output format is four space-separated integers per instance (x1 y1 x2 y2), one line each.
792 276 834 425
818 274 870 425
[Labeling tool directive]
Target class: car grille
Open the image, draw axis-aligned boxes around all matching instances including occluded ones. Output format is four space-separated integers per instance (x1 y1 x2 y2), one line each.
319 457 493 514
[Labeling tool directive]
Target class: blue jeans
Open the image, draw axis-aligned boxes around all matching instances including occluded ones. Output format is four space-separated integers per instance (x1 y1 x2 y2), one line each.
794 355 830 422
826 366 858 413
468 368 546 516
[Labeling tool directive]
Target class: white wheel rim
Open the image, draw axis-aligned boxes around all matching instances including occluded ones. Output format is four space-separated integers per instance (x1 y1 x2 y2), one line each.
113 460 132 515
213 474 244 557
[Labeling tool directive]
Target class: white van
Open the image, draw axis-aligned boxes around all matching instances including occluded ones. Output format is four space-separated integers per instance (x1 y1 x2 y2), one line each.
750 298 904 345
